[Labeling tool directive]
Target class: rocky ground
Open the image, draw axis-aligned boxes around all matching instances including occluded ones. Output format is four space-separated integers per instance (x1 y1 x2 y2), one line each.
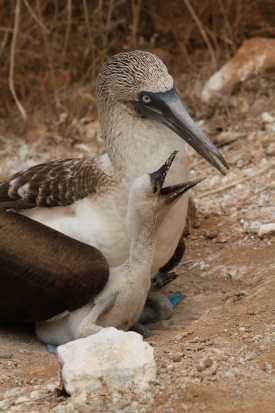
0 69 275 412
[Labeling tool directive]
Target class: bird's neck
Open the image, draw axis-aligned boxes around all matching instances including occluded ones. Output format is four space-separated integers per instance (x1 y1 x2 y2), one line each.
126 219 158 281
98 100 186 180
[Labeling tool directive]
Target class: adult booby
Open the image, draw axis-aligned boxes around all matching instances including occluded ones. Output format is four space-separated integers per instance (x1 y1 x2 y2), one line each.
0 51 227 285
35 152 205 345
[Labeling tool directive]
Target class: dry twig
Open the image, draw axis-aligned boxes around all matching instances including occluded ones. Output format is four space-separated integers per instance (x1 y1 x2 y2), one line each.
9 0 28 124
62 0 72 61
182 0 217 71
22 0 50 34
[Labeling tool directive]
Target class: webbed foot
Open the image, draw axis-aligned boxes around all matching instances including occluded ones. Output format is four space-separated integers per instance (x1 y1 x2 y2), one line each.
46 344 58 354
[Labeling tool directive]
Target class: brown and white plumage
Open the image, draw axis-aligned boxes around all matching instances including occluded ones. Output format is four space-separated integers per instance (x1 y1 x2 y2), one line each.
35 152 204 345
0 51 227 324
0 156 116 209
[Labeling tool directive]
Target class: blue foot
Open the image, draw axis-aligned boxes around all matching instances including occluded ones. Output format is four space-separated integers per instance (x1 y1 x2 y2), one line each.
168 294 185 309
47 344 58 355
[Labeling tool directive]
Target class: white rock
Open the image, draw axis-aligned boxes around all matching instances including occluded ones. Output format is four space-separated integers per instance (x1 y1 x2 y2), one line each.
51 403 74 413
57 327 156 395
30 391 41 399
258 223 275 237
261 112 275 124
243 221 262 234
0 400 8 411
15 397 30 405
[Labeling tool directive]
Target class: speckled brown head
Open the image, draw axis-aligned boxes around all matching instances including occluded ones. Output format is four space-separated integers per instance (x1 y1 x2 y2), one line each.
96 50 229 174
96 50 173 102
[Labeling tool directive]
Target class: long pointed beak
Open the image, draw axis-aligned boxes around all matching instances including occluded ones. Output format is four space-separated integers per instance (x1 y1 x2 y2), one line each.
149 150 179 188
131 85 228 175
161 178 206 205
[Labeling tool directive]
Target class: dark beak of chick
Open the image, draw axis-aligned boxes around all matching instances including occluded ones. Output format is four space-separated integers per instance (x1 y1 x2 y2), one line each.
149 150 205 204
132 85 228 175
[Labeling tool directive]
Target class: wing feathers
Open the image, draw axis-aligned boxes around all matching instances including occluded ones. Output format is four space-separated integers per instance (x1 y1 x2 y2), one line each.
0 210 109 322
0 156 109 209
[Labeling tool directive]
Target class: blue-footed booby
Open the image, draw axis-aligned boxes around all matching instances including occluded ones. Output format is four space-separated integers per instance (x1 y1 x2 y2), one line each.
35 152 205 345
0 51 228 289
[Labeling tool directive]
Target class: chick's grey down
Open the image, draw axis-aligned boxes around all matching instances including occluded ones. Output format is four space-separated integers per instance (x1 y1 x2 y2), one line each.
0 51 228 277
35 152 204 345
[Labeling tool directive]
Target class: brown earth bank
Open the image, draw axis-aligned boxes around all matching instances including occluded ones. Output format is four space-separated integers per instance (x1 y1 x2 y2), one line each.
1 46 275 412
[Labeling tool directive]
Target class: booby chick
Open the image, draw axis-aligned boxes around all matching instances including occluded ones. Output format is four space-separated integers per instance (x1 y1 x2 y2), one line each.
0 51 228 286
36 152 205 345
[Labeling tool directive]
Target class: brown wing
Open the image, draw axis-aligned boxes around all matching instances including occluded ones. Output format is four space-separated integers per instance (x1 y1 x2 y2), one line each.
0 156 107 210
0 210 109 322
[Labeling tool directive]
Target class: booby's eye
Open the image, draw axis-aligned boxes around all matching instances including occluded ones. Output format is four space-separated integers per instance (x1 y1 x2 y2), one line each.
141 95 151 104
151 184 160 195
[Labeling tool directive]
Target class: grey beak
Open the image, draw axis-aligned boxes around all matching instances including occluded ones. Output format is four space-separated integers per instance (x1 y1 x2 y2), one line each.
149 150 179 188
131 85 228 175
161 177 206 205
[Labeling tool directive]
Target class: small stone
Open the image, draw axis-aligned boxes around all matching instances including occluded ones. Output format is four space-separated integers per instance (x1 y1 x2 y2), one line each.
15 397 30 405
46 383 58 392
203 358 213 368
173 354 182 362
258 223 275 237
176 383 187 390
189 337 200 343
0 401 8 411
51 403 75 413
235 391 242 397
0 375 10 383
71 392 87 402
30 391 41 399
198 362 206 372
224 371 232 378
181 404 189 412
239 327 245 332
243 221 262 234
206 228 218 239
261 112 275 123
73 400 100 413
266 364 273 371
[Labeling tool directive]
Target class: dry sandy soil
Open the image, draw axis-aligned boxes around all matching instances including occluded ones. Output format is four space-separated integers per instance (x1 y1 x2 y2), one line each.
0 69 275 413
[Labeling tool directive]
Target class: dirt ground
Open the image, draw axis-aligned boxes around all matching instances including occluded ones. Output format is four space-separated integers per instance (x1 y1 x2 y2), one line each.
0 66 275 413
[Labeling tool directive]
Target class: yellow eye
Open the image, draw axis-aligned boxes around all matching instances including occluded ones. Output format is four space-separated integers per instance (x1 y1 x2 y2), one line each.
151 184 160 195
142 95 151 103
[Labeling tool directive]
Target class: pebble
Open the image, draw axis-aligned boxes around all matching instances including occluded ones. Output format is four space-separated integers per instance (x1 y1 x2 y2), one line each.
203 359 214 368
176 383 187 390
15 396 30 405
173 354 182 362
189 337 200 343
258 223 275 237
261 112 275 123
235 391 243 397
73 400 102 412
0 401 8 410
243 221 261 234
0 375 10 383
224 372 232 378
51 403 75 413
266 364 273 371
30 391 41 399
46 383 58 391
206 228 218 239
